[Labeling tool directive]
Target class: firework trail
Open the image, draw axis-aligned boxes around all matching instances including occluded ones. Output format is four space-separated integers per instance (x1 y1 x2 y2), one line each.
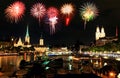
61 3 74 26
49 16 58 34
47 7 58 34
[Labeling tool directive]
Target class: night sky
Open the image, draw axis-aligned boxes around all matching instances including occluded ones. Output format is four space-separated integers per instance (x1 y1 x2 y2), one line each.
0 0 120 46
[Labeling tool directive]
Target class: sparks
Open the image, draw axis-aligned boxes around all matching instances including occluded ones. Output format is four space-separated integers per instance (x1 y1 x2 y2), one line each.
5 1 25 23
80 2 98 29
30 3 46 22
61 3 74 26
61 3 74 15
49 16 58 34
47 7 58 18
47 7 59 34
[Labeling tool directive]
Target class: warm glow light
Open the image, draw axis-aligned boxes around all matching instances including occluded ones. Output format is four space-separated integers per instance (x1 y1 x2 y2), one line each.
116 58 120 61
103 56 108 59
104 62 107 66
109 72 116 77
117 73 120 78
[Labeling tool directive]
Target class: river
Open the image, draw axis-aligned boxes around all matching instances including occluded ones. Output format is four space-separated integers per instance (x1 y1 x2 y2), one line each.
0 55 31 76
0 54 120 77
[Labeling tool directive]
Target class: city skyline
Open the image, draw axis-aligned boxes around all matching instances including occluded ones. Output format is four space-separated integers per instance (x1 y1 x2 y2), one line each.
0 0 119 45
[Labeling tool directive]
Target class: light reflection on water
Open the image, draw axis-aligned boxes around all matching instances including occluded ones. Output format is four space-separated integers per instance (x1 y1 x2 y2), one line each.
0 55 104 74
0 55 30 73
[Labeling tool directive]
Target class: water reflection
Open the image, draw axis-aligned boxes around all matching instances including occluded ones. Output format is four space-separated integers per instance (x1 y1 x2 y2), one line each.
0 55 30 73
0 54 119 77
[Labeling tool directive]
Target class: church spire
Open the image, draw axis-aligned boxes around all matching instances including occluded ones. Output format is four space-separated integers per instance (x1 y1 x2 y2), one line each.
96 26 100 40
26 25 29 37
39 33 44 46
100 26 105 38
95 26 106 40
25 25 30 44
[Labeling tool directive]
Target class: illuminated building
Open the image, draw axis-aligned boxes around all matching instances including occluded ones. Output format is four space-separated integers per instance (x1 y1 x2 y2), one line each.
95 26 105 40
14 37 24 47
39 34 44 46
34 35 48 55
96 26 101 40
14 25 31 47
95 26 118 46
100 27 105 38
25 25 30 44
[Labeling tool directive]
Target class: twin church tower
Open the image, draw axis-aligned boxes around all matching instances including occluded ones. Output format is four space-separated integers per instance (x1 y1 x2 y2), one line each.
95 26 118 46
95 26 118 40
95 26 105 40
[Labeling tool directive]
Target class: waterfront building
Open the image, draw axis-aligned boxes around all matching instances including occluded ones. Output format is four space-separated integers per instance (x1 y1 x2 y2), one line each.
100 27 105 38
14 25 31 47
39 35 44 46
95 26 105 40
96 26 101 40
34 34 48 56
14 37 24 47
95 26 118 46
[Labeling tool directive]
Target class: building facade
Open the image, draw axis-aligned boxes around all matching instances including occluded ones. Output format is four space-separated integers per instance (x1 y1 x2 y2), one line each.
95 26 118 46
14 25 31 47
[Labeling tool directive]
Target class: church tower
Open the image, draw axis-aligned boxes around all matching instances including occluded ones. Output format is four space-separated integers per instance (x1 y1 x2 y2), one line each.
100 27 105 38
39 34 44 46
95 26 106 40
25 25 30 44
96 26 100 40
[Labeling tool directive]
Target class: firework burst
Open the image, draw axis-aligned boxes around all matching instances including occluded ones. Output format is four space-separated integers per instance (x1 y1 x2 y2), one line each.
5 1 25 23
61 3 74 26
61 3 74 15
47 7 58 18
80 2 98 29
47 7 58 34
49 16 58 34
30 3 46 22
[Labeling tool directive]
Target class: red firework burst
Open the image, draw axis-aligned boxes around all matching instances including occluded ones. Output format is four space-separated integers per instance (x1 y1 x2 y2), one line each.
47 7 58 18
60 3 74 26
30 3 46 22
47 7 59 34
5 1 25 23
